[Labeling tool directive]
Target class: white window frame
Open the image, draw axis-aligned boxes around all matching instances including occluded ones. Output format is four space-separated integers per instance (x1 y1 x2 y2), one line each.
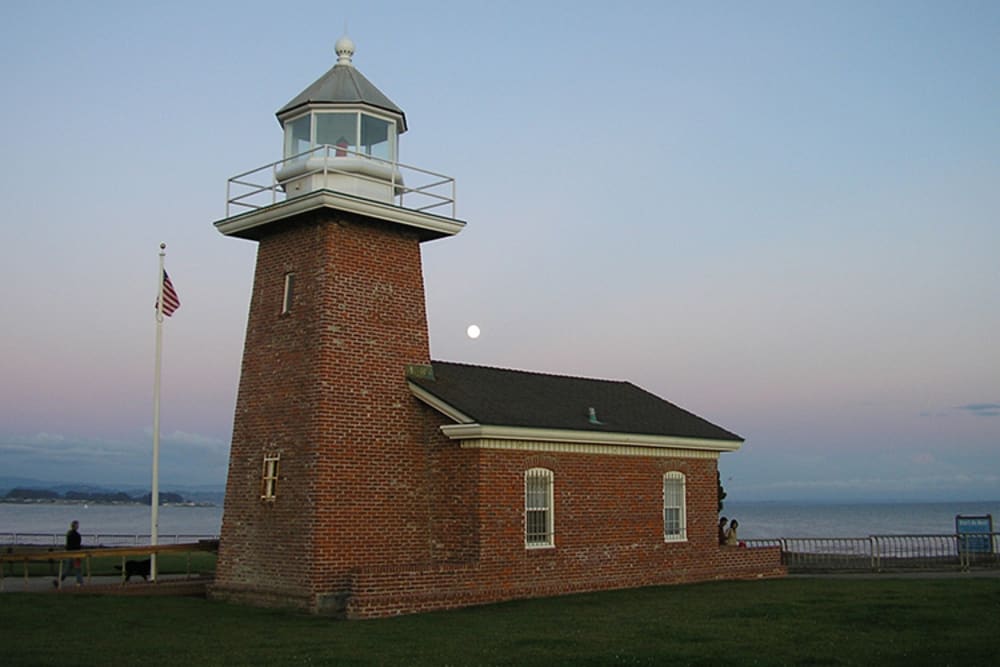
663 471 687 542
261 454 280 501
525 468 554 548
281 272 295 315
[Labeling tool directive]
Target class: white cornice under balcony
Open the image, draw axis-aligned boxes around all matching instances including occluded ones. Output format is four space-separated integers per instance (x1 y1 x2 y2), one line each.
215 189 465 241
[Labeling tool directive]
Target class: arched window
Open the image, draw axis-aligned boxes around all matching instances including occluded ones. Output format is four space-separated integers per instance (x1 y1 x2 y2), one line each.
663 472 687 541
525 468 554 548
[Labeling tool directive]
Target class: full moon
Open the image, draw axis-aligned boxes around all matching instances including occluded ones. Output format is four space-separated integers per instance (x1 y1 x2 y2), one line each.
466 324 481 339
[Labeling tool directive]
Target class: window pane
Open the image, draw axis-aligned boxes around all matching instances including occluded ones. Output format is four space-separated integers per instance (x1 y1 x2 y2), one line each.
525 469 553 546
664 508 680 535
286 115 311 157
316 113 357 156
663 474 686 540
361 114 392 160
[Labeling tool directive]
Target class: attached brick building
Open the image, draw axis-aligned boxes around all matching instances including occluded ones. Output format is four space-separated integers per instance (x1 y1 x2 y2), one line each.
210 37 783 618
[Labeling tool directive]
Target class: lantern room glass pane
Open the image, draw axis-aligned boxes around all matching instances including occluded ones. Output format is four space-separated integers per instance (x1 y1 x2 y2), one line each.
361 114 393 161
315 113 357 156
285 115 311 158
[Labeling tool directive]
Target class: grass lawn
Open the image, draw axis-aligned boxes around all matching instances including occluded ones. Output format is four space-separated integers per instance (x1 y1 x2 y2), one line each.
4 577 999 666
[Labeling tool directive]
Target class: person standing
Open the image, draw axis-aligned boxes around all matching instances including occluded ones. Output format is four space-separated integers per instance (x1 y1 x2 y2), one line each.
718 517 729 545
56 520 84 587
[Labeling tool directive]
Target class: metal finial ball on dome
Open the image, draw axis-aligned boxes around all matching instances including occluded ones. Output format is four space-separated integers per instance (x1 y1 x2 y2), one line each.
335 35 355 65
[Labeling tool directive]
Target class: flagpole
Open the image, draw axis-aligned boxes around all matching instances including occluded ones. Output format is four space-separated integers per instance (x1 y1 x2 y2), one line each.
151 242 166 582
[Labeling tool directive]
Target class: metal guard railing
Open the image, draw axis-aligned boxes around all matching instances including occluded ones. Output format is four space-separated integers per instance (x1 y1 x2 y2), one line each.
225 145 457 219
1 533 218 547
742 533 1000 573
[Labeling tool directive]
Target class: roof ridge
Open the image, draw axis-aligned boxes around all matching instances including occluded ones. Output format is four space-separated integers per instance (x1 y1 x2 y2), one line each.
430 359 629 386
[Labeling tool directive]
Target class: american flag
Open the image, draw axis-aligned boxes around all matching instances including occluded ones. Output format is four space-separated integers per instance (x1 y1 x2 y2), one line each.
157 270 180 317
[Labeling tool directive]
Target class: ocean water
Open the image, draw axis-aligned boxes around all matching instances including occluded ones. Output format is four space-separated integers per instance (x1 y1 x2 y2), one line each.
725 500 1000 540
1 500 997 543
0 503 223 542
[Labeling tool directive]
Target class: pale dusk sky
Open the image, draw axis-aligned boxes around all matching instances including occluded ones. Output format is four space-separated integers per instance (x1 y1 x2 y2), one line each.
1 1 997 501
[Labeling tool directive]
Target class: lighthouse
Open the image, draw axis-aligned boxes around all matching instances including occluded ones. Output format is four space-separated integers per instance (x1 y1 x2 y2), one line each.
211 37 464 613
210 36 781 620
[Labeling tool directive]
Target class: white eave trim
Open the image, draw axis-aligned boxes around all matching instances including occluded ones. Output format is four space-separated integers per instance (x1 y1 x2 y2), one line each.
214 189 465 239
438 423 743 453
409 382 476 424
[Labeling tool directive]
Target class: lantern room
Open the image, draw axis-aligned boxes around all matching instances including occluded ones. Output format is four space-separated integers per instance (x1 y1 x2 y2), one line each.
281 109 398 163
216 35 462 242
274 35 407 203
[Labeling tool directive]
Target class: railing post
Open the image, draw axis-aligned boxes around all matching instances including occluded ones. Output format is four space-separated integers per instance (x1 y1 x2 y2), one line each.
391 158 398 206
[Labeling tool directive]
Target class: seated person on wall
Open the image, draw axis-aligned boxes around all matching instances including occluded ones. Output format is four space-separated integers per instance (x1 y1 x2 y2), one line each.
725 519 743 547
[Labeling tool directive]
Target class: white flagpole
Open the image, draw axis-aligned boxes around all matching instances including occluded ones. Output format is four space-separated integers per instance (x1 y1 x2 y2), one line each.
151 242 166 582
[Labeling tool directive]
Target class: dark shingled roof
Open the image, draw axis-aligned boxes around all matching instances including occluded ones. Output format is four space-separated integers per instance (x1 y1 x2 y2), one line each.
410 361 743 442
276 62 407 131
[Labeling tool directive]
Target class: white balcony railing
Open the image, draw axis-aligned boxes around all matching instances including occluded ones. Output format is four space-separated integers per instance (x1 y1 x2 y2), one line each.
224 145 457 220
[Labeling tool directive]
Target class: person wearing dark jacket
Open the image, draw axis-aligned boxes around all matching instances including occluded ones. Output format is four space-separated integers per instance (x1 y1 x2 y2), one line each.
55 520 83 587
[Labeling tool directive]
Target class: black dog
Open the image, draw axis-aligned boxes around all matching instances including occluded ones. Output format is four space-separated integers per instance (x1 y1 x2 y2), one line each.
114 559 151 582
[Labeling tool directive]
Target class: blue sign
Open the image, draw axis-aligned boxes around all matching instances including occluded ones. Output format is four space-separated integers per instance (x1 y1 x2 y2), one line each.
956 514 994 554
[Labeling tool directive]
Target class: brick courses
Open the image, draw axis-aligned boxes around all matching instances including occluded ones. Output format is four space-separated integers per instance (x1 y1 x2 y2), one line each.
211 206 785 618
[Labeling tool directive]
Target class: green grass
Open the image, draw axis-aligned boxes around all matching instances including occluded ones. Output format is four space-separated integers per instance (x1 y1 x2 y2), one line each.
3 578 999 666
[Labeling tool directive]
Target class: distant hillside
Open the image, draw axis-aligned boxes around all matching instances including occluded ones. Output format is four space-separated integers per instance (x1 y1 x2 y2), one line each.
0 477 224 505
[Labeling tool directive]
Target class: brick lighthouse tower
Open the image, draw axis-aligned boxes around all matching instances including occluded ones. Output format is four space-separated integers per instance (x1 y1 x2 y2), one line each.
211 36 464 612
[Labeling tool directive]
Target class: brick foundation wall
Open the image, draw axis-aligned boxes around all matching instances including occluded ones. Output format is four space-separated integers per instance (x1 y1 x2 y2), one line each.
344 546 784 618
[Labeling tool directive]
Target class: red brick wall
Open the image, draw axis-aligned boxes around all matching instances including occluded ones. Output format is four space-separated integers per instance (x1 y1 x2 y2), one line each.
212 207 784 616
424 420 480 563
214 209 435 606
345 546 784 618
337 414 784 618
